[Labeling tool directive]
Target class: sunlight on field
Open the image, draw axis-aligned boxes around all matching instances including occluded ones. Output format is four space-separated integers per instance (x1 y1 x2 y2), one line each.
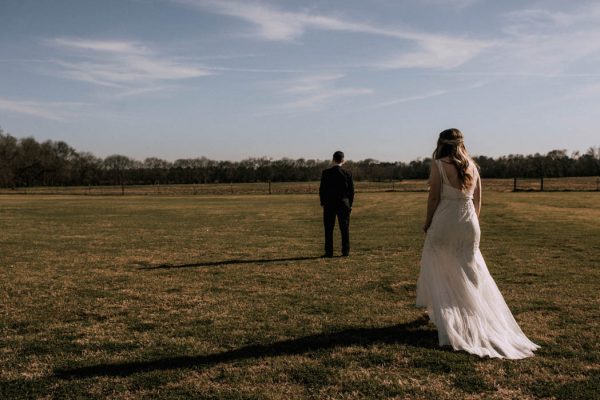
1 192 599 399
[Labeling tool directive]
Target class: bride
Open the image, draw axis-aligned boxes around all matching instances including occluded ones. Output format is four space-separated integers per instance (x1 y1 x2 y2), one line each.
416 128 539 359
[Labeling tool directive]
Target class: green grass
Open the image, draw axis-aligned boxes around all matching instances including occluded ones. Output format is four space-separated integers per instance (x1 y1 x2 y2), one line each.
1 192 599 399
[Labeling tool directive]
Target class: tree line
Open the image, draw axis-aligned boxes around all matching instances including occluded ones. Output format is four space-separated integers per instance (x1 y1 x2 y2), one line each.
1 129 599 188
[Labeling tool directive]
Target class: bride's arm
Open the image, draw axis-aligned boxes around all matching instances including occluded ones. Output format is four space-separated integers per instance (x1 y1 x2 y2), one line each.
424 163 441 232
473 171 482 217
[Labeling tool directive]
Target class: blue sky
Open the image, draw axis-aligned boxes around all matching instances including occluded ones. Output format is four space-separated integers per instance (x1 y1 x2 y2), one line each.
1 0 599 161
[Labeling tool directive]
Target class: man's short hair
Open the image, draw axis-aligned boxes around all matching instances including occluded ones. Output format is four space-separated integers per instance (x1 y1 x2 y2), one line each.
333 151 344 163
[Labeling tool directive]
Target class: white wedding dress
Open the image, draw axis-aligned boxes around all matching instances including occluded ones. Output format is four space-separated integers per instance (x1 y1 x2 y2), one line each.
416 160 539 359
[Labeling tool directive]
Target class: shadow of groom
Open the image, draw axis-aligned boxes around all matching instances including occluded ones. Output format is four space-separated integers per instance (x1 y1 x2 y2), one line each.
55 316 437 378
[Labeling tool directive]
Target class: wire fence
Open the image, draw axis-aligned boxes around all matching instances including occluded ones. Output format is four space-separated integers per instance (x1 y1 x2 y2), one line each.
0 177 598 196
511 176 600 192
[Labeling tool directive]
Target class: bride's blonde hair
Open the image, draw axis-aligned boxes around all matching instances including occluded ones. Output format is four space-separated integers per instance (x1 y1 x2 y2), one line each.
433 128 476 190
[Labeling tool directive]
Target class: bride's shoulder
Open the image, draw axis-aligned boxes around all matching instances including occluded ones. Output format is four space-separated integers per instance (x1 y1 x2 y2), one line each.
468 159 480 175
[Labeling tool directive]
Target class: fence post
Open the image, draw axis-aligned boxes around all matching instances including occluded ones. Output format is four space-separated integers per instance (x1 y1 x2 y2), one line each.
513 177 517 192
268 180 272 195
540 160 545 192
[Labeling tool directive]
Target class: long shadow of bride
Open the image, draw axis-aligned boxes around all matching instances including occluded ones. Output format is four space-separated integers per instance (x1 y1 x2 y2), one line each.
55 316 437 378
138 256 325 270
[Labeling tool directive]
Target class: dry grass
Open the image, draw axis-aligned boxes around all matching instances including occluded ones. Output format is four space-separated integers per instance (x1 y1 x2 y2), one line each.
0 176 598 196
1 191 599 399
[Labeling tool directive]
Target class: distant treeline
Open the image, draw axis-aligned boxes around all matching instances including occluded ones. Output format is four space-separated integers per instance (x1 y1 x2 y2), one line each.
1 129 599 188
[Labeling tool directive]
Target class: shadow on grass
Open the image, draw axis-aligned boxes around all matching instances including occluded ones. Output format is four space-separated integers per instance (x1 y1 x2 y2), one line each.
55 317 437 378
137 255 328 270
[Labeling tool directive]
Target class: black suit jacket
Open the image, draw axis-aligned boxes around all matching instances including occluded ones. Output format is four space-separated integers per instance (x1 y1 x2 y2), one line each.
319 165 355 209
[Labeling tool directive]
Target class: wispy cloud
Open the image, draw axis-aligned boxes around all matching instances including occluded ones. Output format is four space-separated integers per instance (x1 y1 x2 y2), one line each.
205 66 304 74
417 0 479 9
175 0 491 69
112 85 179 99
362 90 448 111
45 37 212 94
50 38 151 55
496 4 600 76
558 81 600 101
253 74 373 115
357 80 491 111
0 96 90 121
283 74 345 95
282 87 373 110
375 36 489 70
0 58 49 63
504 5 600 30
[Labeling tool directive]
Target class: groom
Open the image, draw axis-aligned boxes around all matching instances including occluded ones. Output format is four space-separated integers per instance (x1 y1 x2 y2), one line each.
319 151 354 257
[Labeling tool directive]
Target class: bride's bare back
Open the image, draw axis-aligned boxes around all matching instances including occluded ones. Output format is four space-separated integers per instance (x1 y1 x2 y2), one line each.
437 156 477 191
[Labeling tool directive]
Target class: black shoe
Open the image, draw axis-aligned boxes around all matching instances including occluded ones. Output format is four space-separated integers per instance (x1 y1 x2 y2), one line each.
342 253 349 257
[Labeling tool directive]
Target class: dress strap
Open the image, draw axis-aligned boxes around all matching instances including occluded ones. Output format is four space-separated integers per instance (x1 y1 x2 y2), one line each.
436 159 449 185
472 162 480 180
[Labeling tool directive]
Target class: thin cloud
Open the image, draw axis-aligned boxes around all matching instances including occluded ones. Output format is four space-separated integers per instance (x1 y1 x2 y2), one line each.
205 66 305 73
48 38 151 55
0 58 49 63
283 74 346 94
416 0 479 9
0 96 90 121
496 4 600 76
175 0 492 69
504 5 600 29
113 85 179 99
558 81 600 102
254 74 373 115
283 87 373 109
45 37 212 94
375 36 489 70
358 80 491 111
179 53 258 61
363 90 448 110
574 82 600 98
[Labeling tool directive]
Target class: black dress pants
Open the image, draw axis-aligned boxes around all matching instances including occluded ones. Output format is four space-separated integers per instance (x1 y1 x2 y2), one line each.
323 205 350 256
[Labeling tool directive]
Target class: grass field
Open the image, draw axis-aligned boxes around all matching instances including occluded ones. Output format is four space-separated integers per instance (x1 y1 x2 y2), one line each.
1 191 599 399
